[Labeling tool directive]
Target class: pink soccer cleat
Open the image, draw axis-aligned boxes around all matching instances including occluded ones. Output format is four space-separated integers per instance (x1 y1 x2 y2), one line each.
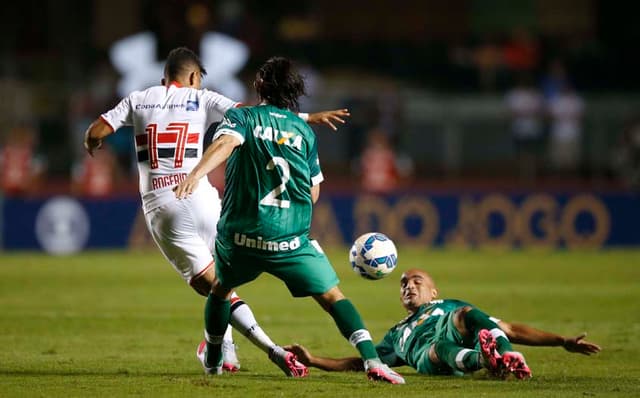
478 329 506 378
502 351 532 380
364 359 405 384
268 346 309 377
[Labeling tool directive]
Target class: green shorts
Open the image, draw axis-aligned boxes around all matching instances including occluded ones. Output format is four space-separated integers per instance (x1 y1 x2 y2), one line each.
214 238 340 297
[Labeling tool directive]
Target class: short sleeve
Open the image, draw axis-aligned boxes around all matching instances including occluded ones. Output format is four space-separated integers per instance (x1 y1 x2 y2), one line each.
100 95 134 131
202 89 239 125
213 107 247 145
375 332 405 367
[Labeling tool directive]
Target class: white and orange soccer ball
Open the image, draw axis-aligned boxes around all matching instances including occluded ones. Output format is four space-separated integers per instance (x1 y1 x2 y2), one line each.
349 232 398 280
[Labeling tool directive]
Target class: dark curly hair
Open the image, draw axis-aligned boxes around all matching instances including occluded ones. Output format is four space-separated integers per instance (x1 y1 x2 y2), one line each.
255 57 306 112
164 47 207 81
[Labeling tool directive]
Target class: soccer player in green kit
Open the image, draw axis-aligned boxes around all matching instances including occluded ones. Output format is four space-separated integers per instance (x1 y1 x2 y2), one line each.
174 56 405 384
285 268 601 379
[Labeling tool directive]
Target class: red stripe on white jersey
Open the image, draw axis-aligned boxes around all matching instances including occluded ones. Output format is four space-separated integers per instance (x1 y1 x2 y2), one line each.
146 123 158 169
168 122 189 168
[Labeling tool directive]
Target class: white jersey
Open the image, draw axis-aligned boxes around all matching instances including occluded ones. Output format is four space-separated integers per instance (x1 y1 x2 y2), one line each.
100 83 238 213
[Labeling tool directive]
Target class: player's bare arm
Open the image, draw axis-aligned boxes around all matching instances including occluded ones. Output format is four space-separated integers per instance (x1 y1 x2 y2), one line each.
306 109 350 131
284 344 364 372
83 118 113 156
498 321 601 355
174 134 241 199
311 184 320 204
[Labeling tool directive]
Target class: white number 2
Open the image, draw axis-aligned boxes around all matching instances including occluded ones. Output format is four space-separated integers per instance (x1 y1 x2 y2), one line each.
259 157 290 208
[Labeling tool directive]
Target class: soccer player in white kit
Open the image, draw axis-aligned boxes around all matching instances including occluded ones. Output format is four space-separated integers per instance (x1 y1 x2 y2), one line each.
83 47 348 376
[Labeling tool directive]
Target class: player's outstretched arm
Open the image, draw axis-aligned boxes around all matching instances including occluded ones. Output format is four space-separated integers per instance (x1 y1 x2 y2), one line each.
174 134 240 199
83 118 113 156
499 321 601 355
284 344 364 372
306 109 350 131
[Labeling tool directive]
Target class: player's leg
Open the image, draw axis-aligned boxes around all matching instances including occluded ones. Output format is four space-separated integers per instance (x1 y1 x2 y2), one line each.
455 307 531 379
191 268 241 371
145 198 240 372
196 279 234 374
421 311 490 375
271 240 403 384
191 187 272 370
191 258 279 369
213 239 308 377
455 307 513 354
313 287 404 384
228 292 279 354
421 310 504 378
430 341 484 374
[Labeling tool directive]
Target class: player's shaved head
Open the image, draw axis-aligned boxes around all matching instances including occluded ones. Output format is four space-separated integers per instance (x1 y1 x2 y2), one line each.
400 268 438 313
164 47 207 82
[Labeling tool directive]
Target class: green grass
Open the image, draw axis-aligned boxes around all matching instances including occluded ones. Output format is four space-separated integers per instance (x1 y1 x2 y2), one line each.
1 248 639 397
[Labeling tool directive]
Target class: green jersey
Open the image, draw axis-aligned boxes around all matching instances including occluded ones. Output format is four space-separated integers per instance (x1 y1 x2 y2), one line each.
376 299 472 370
213 105 323 255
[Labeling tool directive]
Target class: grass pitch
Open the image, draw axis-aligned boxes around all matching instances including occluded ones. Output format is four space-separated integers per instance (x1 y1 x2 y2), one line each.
0 248 639 397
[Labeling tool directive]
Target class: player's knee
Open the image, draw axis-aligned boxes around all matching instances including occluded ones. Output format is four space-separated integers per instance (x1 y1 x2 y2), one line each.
212 279 233 299
428 344 441 364
454 306 474 335
189 267 215 296
190 283 210 297
314 286 345 311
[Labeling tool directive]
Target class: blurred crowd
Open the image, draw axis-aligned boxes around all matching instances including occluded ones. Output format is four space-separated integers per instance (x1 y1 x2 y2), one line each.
1 0 639 198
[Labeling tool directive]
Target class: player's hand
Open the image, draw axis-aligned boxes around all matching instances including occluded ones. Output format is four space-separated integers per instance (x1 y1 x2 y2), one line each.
307 109 350 131
283 344 313 366
84 137 102 157
173 176 199 199
562 333 601 355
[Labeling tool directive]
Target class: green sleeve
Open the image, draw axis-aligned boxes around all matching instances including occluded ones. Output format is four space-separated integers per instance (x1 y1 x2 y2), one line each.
375 331 406 367
214 107 248 143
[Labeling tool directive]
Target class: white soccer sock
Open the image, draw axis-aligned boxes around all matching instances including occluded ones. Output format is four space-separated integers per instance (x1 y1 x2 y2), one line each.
229 293 276 354
223 323 233 343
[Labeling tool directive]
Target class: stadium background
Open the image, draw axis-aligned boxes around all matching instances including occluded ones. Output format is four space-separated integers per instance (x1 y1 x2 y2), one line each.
1 0 640 251
1 2 640 397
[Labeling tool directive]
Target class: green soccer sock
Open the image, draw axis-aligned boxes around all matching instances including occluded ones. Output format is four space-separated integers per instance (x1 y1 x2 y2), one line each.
329 299 378 360
464 308 513 354
204 294 231 368
434 341 483 372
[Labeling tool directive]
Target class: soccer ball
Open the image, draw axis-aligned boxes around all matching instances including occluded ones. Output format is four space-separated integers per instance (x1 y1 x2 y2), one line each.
349 232 398 280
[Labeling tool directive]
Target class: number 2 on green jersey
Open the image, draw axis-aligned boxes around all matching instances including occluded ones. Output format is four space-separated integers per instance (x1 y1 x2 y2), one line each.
259 156 291 208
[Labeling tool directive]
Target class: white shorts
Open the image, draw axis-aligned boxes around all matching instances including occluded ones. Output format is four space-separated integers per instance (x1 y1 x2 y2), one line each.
144 184 221 285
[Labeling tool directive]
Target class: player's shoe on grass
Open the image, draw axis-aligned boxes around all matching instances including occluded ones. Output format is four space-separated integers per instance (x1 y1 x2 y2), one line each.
196 340 223 375
268 346 309 377
364 359 405 384
221 341 240 373
502 351 532 379
478 329 506 378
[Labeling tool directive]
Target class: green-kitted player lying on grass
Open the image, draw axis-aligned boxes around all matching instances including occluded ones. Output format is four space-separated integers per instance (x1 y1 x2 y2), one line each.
286 268 601 379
